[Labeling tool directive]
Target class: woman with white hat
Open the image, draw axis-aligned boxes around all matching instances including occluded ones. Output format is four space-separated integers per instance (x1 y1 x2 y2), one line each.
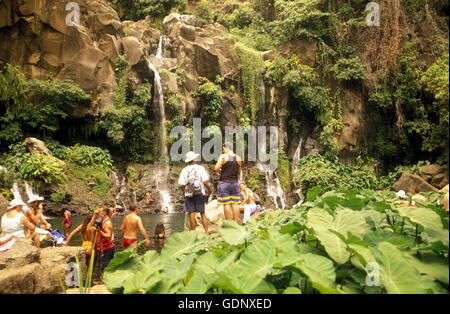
1 198 40 247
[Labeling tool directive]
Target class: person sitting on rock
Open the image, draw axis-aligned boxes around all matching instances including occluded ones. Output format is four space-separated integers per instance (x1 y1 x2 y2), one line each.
66 214 95 265
1 198 40 247
239 183 258 224
26 191 51 231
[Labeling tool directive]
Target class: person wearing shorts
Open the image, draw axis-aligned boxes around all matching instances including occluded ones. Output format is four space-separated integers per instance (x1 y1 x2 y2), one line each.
215 142 243 224
178 151 213 234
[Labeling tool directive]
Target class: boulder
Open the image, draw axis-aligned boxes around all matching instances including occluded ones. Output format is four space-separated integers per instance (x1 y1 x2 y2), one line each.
393 172 439 193
0 238 86 294
24 137 52 155
0 238 40 271
419 164 449 189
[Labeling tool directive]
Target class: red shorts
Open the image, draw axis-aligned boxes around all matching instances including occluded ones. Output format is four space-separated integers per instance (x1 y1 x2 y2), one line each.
122 237 137 248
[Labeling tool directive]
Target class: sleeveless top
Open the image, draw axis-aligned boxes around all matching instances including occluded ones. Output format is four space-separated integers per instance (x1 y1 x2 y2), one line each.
220 154 240 183
1 212 25 238
96 217 114 251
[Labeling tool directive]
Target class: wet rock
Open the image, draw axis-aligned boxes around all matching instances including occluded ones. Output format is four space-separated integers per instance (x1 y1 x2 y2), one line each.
393 172 439 193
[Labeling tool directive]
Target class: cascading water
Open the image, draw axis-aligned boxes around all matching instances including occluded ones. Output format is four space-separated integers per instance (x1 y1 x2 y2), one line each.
257 163 287 210
292 136 304 173
145 36 174 213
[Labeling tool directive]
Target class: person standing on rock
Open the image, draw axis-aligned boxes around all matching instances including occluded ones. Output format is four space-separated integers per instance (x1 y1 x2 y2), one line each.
215 142 243 224
90 206 115 271
121 203 150 249
178 151 212 234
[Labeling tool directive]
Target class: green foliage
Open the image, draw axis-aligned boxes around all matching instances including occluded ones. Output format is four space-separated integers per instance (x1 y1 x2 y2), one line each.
103 190 448 294
195 0 215 22
66 144 114 168
420 53 449 158
368 44 449 163
293 153 380 192
108 0 187 21
330 56 365 81
50 190 66 203
379 161 431 188
277 150 291 190
236 44 264 124
3 153 67 185
68 163 112 197
99 70 159 162
0 63 90 148
270 0 334 43
195 77 223 125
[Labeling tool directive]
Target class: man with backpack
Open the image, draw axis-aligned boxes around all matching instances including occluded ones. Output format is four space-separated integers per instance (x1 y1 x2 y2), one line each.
178 151 213 234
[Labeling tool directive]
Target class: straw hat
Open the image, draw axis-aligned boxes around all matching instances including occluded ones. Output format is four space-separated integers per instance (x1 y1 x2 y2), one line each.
185 151 200 163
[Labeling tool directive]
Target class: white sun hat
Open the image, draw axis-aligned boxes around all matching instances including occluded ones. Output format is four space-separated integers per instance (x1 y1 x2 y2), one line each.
7 198 26 210
185 151 200 163
25 182 44 203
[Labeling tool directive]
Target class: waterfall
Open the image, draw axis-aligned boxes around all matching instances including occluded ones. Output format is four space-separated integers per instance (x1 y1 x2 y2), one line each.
145 36 174 213
257 163 287 210
156 36 163 59
146 59 168 159
292 136 304 173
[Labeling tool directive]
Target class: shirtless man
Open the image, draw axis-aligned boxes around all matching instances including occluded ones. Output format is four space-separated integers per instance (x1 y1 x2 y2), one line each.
121 203 150 249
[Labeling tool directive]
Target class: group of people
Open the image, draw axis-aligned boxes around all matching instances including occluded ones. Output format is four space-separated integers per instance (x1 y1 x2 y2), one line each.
64 203 166 270
179 142 261 233
0 183 53 250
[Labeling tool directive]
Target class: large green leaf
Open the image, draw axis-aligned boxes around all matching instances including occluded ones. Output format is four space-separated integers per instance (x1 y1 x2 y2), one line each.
307 208 369 264
214 272 277 294
405 252 449 284
295 253 341 294
219 220 251 245
238 239 277 278
396 206 448 246
375 242 430 294
161 231 207 258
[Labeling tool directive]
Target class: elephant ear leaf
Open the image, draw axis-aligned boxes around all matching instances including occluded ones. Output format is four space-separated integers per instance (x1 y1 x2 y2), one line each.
307 208 369 264
396 206 448 246
219 220 251 245
374 242 431 294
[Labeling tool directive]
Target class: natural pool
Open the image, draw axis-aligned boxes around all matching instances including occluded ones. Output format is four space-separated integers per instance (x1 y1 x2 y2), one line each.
47 213 186 251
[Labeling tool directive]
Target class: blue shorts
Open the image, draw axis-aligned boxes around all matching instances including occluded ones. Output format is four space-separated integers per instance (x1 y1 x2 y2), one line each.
217 181 241 205
184 195 206 213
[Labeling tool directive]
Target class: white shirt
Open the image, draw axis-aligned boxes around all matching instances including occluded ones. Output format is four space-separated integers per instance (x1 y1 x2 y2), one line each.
178 164 209 195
